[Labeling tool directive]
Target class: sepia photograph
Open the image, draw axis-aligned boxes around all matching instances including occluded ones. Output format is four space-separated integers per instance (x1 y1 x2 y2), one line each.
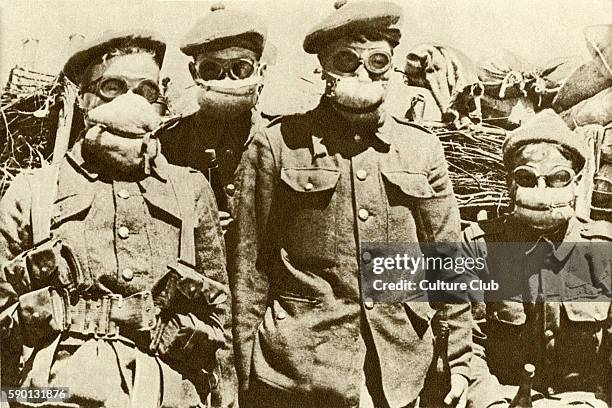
0 0 610 407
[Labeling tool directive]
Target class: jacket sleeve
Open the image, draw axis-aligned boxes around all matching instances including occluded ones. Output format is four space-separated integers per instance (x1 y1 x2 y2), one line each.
192 171 228 337
229 130 276 394
0 173 34 386
418 137 473 380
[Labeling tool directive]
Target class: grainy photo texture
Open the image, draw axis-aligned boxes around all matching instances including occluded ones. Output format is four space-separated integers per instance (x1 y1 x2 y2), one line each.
0 1 610 408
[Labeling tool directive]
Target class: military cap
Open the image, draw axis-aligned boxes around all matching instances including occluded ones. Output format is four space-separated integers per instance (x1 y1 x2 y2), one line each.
180 3 267 58
63 29 166 86
303 0 403 54
502 109 588 170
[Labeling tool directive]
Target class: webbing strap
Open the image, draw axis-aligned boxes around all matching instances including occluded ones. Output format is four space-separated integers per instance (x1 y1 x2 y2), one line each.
168 172 196 266
29 165 60 246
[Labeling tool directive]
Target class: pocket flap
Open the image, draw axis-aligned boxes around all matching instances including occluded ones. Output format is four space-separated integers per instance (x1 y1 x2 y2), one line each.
489 302 527 325
563 301 609 322
382 171 435 198
281 168 340 193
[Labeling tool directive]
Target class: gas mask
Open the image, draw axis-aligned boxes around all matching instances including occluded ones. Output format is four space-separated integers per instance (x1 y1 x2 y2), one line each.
324 72 388 124
321 47 392 126
509 165 579 230
192 57 264 118
81 93 161 175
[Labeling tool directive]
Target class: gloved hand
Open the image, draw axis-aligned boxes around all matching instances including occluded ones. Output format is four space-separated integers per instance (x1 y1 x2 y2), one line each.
153 312 225 371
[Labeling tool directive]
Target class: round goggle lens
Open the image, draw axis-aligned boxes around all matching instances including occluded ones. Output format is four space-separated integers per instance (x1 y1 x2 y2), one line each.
367 52 391 73
99 78 127 100
547 169 574 188
198 61 225 81
135 80 161 103
513 169 538 188
231 59 256 79
333 50 361 74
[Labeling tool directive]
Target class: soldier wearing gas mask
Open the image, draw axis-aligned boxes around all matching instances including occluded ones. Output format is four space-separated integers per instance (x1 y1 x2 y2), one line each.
160 3 270 233
230 1 472 407
463 110 612 408
0 30 228 407
158 6 271 407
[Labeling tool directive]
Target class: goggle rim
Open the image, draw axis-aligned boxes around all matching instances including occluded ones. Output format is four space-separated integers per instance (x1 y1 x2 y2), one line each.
196 57 258 81
511 166 578 188
84 75 161 103
327 48 393 75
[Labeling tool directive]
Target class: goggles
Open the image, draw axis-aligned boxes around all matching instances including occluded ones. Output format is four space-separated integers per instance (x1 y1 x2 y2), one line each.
326 48 393 75
197 57 258 81
512 166 577 188
83 76 160 104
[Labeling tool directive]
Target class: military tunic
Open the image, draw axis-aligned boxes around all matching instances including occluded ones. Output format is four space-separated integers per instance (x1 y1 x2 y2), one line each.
0 142 227 407
160 110 268 215
463 216 612 406
160 110 270 408
230 101 472 408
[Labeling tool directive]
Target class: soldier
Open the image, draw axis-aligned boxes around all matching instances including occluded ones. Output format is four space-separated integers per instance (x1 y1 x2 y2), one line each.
159 5 271 407
0 30 228 407
230 1 472 407
160 3 271 232
463 110 611 407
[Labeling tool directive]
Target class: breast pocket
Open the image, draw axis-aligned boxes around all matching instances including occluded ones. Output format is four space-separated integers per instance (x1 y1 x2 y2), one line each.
382 170 435 241
279 167 341 261
382 171 435 203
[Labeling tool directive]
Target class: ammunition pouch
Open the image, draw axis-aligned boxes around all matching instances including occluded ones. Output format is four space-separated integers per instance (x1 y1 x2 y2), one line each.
152 260 228 318
3 239 86 296
18 287 156 347
149 260 228 371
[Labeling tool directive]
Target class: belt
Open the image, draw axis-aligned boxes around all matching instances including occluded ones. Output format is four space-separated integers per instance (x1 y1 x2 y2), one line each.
18 287 158 343
67 291 157 340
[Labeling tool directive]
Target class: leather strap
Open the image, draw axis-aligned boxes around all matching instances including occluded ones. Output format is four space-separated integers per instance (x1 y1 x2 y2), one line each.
169 171 196 266
29 165 60 246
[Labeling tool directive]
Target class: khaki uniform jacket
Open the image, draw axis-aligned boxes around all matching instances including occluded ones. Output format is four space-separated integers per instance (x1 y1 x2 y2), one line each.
462 216 612 404
230 102 472 408
0 142 227 407
160 110 270 216
159 110 269 408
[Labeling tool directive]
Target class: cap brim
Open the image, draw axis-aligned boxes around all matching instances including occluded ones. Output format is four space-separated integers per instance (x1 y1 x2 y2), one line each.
63 30 165 86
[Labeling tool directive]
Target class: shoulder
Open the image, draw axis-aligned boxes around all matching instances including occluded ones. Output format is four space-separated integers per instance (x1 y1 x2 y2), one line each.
388 116 442 150
256 110 317 150
158 113 197 144
463 216 509 243
391 116 435 135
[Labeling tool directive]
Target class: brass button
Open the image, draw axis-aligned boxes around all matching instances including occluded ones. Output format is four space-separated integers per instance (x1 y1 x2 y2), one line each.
276 310 287 320
117 189 130 199
364 298 374 310
225 183 236 196
358 209 369 221
356 170 367 181
544 329 554 339
304 182 314 191
354 134 362 142
362 251 372 263
118 226 130 239
121 268 134 281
